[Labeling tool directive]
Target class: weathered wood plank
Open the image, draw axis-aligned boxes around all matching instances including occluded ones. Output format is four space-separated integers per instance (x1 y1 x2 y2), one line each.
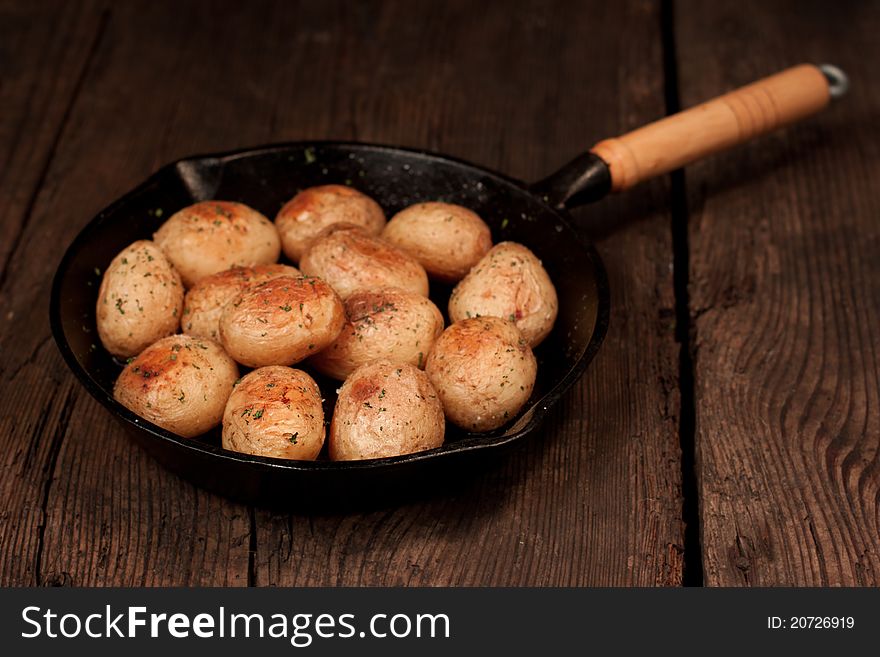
0 0 110 586
0 0 107 282
677 0 880 585
254 0 684 586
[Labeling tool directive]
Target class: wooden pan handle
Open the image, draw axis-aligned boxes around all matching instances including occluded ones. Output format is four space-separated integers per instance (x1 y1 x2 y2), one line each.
590 64 837 191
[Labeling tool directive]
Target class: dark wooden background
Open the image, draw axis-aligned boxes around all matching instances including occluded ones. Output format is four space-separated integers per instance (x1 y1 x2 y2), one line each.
0 0 877 586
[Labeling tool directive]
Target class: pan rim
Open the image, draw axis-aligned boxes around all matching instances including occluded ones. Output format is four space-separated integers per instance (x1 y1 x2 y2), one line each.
49 140 610 474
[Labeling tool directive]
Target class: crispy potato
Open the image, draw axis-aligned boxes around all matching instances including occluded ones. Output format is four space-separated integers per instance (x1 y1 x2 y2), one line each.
222 366 324 460
425 316 537 432
96 240 183 358
448 241 558 347
182 264 300 340
299 225 429 299
382 202 492 282
329 360 444 460
113 334 238 438
153 201 281 287
275 185 386 262
310 287 444 381
218 275 344 368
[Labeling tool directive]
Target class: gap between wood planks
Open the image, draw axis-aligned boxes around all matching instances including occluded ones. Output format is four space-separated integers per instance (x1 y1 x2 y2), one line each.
661 0 703 586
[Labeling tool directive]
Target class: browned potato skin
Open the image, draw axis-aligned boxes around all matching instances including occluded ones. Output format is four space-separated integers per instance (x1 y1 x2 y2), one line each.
218 275 345 368
96 240 184 358
222 366 324 460
113 335 239 438
425 316 537 432
299 225 429 299
275 185 386 262
153 201 281 287
182 264 300 340
448 241 558 347
310 287 444 381
329 360 444 460
382 202 492 282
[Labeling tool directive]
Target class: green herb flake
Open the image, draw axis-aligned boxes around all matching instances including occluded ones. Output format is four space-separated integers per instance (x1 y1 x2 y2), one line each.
178 391 186 402
279 304 292 312
286 432 299 444
500 218 509 230
304 147 317 164
253 409 264 419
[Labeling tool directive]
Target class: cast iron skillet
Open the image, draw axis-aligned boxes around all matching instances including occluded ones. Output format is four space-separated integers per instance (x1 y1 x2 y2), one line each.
49 64 846 508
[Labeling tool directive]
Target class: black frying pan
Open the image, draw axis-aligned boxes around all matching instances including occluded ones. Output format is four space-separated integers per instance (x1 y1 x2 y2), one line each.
50 64 846 508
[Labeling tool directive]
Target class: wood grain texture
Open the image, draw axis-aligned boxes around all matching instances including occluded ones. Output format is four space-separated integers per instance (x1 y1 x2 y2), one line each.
253 0 685 586
0 0 107 282
0 0 110 586
677 0 880 585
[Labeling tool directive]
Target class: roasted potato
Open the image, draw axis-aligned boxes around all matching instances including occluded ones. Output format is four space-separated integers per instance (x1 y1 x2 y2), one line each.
96 240 184 358
310 287 444 381
275 184 386 262
299 224 429 299
382 202 492 282
329 360 444 460
113 334 238 438
448 241 558 347
221 366 325 460
425 316 537 432
153 201 281 287
182 263 300 340
218 275 345 368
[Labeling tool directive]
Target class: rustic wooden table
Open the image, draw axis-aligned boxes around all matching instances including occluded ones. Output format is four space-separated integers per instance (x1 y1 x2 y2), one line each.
1 0 877 587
